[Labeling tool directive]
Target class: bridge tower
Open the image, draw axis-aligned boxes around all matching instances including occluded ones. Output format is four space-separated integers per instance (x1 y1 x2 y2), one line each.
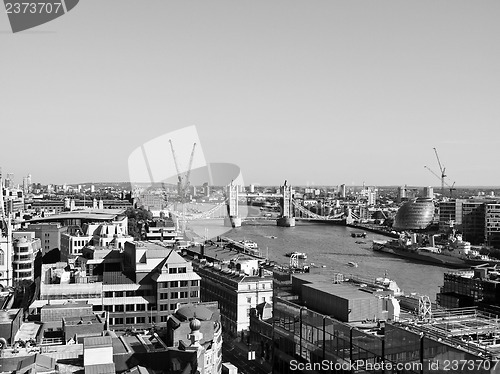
277 181 295 227
224 182 242 228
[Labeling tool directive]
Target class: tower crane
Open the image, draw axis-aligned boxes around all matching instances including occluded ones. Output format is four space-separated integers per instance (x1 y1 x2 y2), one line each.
423 165 456 198
168 140 197 202
433 147 446 197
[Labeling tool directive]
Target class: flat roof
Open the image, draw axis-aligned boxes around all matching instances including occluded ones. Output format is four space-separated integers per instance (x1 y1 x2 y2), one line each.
29 213 118 222
303 283 375 300
41 302 92 310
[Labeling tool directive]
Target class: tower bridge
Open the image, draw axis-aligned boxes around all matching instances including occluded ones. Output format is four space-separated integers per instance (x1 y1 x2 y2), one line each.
169 181 353 230
224 181 351 228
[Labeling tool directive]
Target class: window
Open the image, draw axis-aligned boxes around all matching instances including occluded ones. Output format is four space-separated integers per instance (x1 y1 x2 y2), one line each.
137 317 145 324
104 305 113 312
170 281 178 288
0 250 4 266
126 291 134 297
115 305 124 312
149 317 156 323
104 292 113 298
136 304 146 311
170 292 178 299
180 291 188 299
126 304 134 312
169 268 177 274
160 304 168 311
180 281 188 287
190 290 198 298
178 267 187 273
115 318 124 325
170 303 177 310
191 280 199 287
115 291 124 297
126 317 134 324
160 293 168 299
161 316 168 322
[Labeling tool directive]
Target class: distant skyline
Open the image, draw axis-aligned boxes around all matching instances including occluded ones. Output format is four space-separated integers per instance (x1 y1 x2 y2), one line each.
1 1 499 187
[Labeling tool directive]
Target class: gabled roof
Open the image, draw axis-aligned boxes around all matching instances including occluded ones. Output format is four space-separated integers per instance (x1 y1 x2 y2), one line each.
17 353 56 373
164 249 188 265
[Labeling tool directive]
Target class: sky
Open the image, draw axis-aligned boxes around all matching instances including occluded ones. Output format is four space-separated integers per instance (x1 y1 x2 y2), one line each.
1 1 499 188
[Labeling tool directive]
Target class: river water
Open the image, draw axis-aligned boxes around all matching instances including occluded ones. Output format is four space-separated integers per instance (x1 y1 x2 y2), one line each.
217 221 450 301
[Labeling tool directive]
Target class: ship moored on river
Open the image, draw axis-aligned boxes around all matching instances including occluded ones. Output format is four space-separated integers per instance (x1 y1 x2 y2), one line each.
373 231 500 268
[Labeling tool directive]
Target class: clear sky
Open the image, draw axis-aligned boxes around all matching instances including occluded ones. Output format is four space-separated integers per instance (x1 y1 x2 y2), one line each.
1 1 499 187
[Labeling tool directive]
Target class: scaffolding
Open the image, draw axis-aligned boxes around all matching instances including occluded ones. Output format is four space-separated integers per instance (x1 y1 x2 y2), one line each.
402 307 500 360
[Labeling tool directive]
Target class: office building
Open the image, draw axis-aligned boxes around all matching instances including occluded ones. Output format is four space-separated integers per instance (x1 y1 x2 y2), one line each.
191 255 273 335
485 202 500 248
12 231 41 284
27 222 67 256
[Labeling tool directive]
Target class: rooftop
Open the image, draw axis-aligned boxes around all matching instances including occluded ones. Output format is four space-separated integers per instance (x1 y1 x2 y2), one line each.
0 309 21 323
103 271 135 285
302 282 377 300
84 336 112 348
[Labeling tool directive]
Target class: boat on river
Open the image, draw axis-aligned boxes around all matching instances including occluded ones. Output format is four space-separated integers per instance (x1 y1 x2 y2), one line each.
373 231 500 268
285 251 307 259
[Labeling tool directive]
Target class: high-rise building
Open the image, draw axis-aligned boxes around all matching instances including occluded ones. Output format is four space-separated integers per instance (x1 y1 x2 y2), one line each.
423 186 434 199
339 184 346 198
12 231 41 284
485 202 500 248
22 174 32 194
462 201 486 245
5 173 14 189
438 199 464 232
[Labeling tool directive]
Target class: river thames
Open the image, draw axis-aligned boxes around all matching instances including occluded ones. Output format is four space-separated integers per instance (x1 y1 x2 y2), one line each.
214 221 451 301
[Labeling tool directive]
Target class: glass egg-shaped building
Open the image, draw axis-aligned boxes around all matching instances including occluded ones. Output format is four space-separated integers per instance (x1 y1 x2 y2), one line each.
393 197 435 230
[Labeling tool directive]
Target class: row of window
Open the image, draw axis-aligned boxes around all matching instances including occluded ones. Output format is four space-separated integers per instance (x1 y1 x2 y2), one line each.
168 267 187 274
111 316 146 325
247 296 269 304
104 303 147 312
160 280 199 288
110 315 169 325
104 290 153 298
160 291 198 299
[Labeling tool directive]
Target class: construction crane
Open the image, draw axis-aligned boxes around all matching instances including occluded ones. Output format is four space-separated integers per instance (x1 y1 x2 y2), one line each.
423 165 456 198
168 140 197 202
433 147 446 197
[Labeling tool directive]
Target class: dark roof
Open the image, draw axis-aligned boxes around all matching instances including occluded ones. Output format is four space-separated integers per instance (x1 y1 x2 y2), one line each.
103 271 135 285
85 363 116 374
113 349 196 373
17 353 56 373
84 336 113 348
